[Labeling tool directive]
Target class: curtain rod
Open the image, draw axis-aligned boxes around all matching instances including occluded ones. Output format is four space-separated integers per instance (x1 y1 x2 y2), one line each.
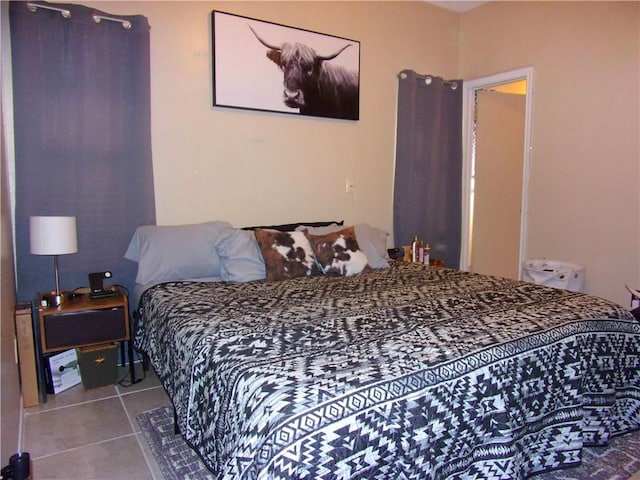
26 2 132 29
93 15 132 29
27 2 70 18
398 72 459 90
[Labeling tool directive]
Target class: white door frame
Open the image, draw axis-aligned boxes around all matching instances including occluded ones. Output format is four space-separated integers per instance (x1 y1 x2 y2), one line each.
459 67 534 279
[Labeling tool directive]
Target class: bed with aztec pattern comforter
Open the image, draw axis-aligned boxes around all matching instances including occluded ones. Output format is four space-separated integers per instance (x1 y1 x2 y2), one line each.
134 261 640 480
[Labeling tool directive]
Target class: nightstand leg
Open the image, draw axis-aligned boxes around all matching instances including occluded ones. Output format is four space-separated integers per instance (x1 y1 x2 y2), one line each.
30 303 48 403
128 340 138 383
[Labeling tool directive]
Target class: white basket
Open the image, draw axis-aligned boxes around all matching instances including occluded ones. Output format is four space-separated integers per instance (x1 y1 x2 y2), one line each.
522 259 585 292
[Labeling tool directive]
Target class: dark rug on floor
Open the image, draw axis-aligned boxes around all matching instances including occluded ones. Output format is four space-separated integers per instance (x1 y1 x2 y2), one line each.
138 406 215 480
137 406 640 480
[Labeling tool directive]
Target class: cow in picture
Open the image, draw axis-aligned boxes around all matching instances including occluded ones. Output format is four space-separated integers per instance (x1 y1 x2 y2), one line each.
249 25 359 120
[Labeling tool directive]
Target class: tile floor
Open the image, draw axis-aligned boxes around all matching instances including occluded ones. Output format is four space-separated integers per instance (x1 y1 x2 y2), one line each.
21 363 171 480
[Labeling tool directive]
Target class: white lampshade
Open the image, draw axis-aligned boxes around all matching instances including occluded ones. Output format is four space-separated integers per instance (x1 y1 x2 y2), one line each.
30 216 78 255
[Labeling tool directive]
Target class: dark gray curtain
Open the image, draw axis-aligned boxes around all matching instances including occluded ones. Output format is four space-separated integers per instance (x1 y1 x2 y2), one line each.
10 1 155 302
393 69 463 269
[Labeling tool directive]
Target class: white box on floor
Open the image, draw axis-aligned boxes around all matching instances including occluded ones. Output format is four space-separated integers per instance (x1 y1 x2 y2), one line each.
45 349 81 394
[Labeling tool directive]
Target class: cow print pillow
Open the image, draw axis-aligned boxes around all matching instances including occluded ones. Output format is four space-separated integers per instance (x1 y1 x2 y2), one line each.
254 229 320 282
305 226 370 277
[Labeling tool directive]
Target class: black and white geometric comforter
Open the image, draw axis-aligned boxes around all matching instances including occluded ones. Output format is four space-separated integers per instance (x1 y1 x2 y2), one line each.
134 262 640 480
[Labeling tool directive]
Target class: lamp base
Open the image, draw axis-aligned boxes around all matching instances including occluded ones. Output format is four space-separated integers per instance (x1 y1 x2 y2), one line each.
41 291 74 307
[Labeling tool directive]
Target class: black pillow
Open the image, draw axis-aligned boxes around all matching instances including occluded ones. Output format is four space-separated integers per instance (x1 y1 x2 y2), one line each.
242 220 343 232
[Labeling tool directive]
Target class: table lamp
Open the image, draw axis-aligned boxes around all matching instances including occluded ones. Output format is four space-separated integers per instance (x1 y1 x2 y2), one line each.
30 216 78 306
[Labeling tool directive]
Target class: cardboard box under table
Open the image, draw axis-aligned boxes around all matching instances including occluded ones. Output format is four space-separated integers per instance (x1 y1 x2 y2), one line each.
77 342 118 389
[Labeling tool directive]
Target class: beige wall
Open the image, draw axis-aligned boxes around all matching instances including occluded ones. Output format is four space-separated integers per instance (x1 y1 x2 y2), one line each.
84 1 459 234
472 90 525 280
459 1 640 305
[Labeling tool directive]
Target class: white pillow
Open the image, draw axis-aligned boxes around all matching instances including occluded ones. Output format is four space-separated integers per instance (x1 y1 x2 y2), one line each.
125 221 232 285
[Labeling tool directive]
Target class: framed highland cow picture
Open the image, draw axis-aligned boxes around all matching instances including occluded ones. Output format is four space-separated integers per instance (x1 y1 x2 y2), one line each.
212 10 360 120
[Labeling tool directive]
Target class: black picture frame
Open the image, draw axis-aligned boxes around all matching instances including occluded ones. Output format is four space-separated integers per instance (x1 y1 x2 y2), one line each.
212 10 360 121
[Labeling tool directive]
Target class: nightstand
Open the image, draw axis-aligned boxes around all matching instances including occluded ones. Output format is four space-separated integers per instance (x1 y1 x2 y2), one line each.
34 287 135 402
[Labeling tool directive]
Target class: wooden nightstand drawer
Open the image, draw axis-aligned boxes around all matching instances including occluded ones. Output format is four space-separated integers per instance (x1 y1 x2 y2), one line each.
42 306 127 351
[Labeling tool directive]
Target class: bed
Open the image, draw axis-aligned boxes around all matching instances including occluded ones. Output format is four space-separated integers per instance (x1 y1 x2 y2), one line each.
129 221 640 480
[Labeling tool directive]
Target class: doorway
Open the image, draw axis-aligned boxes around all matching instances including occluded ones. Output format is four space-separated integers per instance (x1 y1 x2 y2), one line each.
460 67 533 279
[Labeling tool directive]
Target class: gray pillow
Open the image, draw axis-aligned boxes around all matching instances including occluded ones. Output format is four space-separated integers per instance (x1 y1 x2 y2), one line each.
124 221 232 285
217 228 266 282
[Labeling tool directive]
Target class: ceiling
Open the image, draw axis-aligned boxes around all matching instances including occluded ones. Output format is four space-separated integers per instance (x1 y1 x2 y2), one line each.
427 1 488 13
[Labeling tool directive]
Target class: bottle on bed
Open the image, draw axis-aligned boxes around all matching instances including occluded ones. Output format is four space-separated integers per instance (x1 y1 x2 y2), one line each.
412 235 419 262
